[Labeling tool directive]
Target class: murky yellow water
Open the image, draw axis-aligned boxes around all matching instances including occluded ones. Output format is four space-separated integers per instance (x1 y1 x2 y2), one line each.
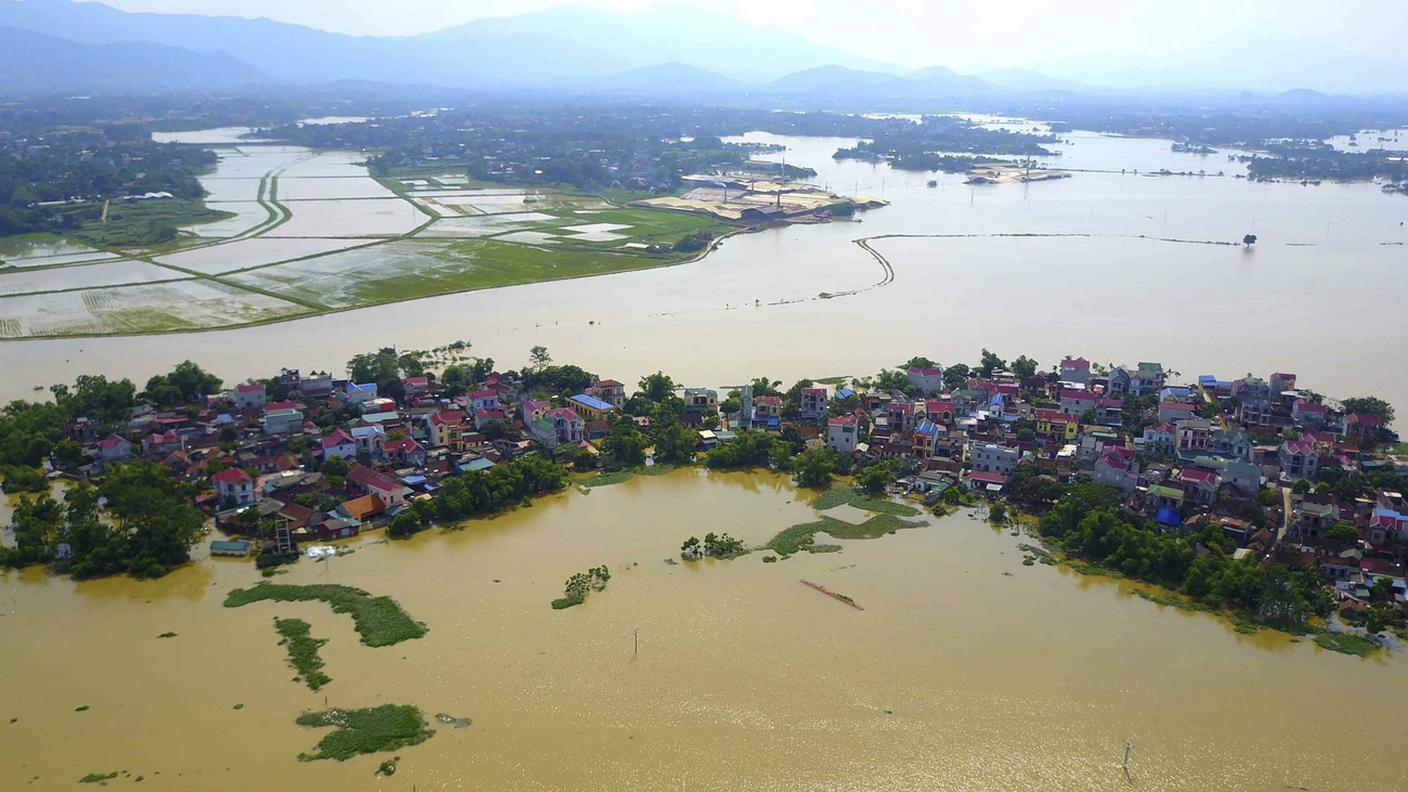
0 469 1401 790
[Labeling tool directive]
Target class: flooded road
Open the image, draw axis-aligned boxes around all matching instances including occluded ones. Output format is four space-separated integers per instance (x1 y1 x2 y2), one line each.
1 469 1403 790
2 124 1406 413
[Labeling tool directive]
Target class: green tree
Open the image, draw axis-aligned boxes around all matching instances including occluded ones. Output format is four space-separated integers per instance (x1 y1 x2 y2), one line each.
857 460 898 495
142 361 222 408
1341 396 1394 426
637 371 677 403
389 511 423 539
943 364 972 390
1010 355 1039 379
977 349 1006 377
601 416 647 470
529 345 552 373
1326 523 1359 546
97 461 204 578
794 447 838 489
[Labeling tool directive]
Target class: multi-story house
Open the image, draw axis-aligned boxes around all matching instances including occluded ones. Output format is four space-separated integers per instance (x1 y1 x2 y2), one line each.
968 442 1019 476
799 387 829 420
826 415 860 454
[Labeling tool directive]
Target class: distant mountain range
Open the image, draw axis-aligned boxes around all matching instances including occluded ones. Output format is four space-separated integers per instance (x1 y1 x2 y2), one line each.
0 0 1403 98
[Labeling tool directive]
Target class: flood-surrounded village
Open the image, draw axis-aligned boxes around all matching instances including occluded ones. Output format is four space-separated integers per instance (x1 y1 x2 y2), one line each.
5 2 1408 790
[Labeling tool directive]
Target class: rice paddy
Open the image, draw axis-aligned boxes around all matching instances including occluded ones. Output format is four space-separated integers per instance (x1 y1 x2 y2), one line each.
0 144 738 338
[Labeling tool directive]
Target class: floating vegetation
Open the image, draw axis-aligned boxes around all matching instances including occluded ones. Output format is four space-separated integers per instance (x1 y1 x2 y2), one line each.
233 704 244 711
224 583 427 647
1016 543 1057 567
74 705 90 712
78 771 119 784
552 565 610 609
274 617 331 691
811 483 920 516
377 758 398 776
156 632 178 639
1314 632 1377 657
767 513 923 556
435 713 472 728
296 705 434 762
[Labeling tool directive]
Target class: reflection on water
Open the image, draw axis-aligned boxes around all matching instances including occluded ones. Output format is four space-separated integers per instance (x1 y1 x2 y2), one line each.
0 469 1403 791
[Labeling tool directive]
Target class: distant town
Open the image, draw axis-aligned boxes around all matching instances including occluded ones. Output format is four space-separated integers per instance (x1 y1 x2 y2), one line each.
2 345 1404 652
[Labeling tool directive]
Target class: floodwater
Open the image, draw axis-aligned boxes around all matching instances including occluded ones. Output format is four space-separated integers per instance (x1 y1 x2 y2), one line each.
0 468 1403 791
3 122 1406 409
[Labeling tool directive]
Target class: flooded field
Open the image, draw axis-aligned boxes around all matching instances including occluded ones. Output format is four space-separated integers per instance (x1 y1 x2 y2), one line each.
3 122 1408 412
1 468 1403 791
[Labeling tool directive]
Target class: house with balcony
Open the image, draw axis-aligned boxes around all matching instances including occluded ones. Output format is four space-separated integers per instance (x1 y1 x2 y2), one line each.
1176 467 1219 506
346 381 378 405
1292 399 1328 429
1175 418 1213 454
588 379 627 407
350 424 387 458
799 387 829 420
1129 362 1165 396
1278 439 1319 480
1233 376 1272 426
213 467 255 508
683 388 719 421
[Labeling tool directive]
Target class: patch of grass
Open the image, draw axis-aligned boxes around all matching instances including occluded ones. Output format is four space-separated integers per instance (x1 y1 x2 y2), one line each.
1314 632 1377 657
767 513 924 556
233 703 244 710
851 497 919 516
550 595 585 610
274 617 331 691
74 705 89 712
295 705 434 762
1016 543 1058 567
812 484 860 510
224 583 427 647
812 376 849 386
156 631 178 639
1135 589 1203 612
79 772 119 784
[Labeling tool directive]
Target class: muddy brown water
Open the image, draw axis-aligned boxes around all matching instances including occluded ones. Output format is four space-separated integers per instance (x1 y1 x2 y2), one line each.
1 468 1402 791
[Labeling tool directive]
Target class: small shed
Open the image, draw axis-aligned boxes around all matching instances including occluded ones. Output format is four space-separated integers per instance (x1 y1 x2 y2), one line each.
210 539 252 557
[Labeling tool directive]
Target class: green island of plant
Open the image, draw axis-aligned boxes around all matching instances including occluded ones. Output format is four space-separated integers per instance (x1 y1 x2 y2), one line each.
274 617 332 691
223 583 426 647
295 705 434 762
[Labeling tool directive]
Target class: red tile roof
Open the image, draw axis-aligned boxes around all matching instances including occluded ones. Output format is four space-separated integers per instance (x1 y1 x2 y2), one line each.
211 468 251 485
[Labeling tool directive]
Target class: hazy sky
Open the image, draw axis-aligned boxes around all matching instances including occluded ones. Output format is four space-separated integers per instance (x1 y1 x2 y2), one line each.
89 0 1408 71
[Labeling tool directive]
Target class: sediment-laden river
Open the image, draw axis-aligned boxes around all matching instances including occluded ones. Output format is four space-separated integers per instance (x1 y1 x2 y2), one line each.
2 123 1406 412
1 469 1404 791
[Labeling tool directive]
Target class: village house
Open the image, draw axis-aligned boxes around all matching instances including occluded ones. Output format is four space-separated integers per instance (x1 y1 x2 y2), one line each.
1140 423 1175 456
345 381 378 405
1034 410 1078 441
825 415 860 454
426 409 467 450
350 425 387 458
799 387 829 420
402 376 430 399
968 441 1019 476
1174 418 1213 453
568 393 617 423
232 382 267 410
752 395 783 420
683 388 719 421
1176 467 1220 506
385 436 427 467
321 429 357 461
297 370 334 397
1159 401 1197 424
911 419 943 458
263 406 303 435
212 467 255 508
1059 356 1091 386
98 433 132 463
1269 372 1297 396
1292 498 1341 539
1232 376 1272 426
1279 439 1320 480
1129 362 1166 396
1094 447 1139 495
465 389 501 412
1059 389 1097 417
905 366 944 395
588 379 627 407
1292 398 1328 429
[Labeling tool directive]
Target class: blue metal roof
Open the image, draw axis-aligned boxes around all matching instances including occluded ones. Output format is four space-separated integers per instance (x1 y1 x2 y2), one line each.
569 393 615 412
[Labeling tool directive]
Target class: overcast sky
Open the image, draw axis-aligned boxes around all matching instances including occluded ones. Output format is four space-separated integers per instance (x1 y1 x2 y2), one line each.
89 0 1408 71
